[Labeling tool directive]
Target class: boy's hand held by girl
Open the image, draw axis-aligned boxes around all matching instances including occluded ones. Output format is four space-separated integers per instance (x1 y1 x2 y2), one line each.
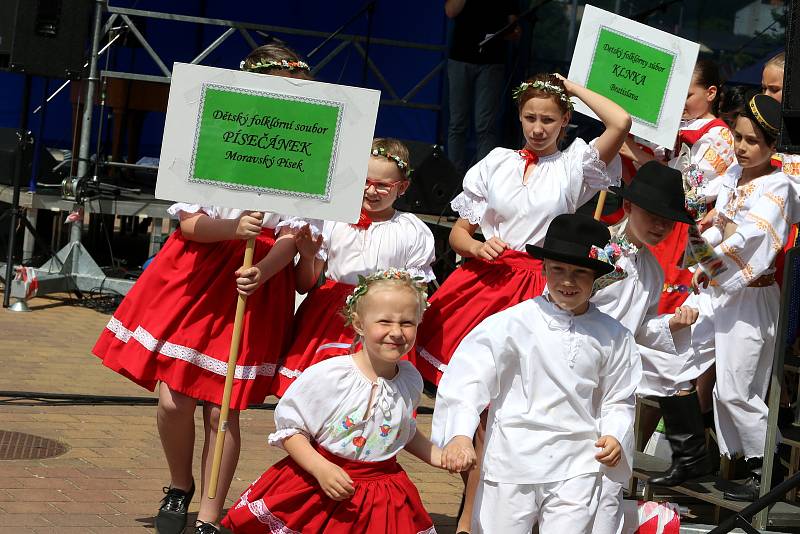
235 211 263 240
594 435 622 467
441 435 477 473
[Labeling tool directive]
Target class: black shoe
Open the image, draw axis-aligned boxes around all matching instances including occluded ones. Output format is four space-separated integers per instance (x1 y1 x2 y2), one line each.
648 392 712 487
724 456 781 502
195 521 221 534
155 480 195 534
724 476 760 501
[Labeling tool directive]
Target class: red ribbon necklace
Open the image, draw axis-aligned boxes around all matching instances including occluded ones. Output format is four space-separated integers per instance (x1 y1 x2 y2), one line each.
518 148 540 175
352 209 373 230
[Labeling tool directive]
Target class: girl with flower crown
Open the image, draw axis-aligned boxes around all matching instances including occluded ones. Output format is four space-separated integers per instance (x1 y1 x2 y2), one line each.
268 138 436 397
223 269 471 534
413 72 630 533
92 43 321 534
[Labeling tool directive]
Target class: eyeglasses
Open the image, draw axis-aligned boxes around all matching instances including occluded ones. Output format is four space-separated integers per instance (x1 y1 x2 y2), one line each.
364 178 403 194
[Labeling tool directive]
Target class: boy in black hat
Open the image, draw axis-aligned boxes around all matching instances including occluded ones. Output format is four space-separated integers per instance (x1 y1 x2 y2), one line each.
682 93 795 500
430 213 639 534
590 161 706 533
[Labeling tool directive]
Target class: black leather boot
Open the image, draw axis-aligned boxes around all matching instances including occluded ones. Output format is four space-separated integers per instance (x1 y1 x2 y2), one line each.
724 457 763 501
648 392 712 486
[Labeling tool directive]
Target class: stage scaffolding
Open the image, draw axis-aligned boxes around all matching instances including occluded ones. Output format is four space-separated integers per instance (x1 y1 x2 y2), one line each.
1 0 447 306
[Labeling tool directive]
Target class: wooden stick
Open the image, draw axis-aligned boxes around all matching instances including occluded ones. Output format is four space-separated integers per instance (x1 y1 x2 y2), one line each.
593 190 608 221
208 237 255 499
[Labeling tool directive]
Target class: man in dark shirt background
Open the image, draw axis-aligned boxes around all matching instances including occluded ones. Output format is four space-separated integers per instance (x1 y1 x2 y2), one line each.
445 0 519 176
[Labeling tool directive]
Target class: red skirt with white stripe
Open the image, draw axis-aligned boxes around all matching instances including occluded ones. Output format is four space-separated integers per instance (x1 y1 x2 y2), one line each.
92 228 295 409
414 249 546 385
221 446 436 534
271 279 355 397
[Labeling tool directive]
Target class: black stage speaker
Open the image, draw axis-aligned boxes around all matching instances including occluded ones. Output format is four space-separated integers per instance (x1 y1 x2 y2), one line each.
778 0 800 153
0 128 59 186
0 0 93 78
393 141 463 216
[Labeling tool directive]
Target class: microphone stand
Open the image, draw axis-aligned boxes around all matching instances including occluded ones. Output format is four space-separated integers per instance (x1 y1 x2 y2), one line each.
478 0 554 51
632 0 683 22
307 0 378 86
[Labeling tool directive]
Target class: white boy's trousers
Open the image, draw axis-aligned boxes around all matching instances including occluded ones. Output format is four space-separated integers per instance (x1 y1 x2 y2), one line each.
683 284 779 458
594 476 625 534
473 474 602 534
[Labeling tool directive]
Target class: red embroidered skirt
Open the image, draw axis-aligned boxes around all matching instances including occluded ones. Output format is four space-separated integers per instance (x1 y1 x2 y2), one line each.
649 223 693 314
414 249 546 385
92 228 295 409
271 279 355 397
221 447 436 534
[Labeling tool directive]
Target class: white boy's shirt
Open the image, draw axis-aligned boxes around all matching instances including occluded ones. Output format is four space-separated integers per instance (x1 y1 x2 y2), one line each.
592 247 678 352
592 245 693 396
431 296 640 485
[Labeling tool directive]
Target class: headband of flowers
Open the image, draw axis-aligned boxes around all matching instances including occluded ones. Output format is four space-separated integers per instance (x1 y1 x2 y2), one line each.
512 80 574 110
371 146 413 176
240 59 311 73
589 236 635 293
343 268 429 326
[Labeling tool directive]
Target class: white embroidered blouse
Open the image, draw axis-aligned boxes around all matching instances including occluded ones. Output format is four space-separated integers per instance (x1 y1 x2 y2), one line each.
450 138 619 250
703 165 795 292
431 296 640 485
319 211 436 284
268 356 424 462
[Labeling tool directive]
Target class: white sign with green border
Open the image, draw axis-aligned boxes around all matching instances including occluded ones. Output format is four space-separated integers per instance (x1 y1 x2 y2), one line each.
567 5 699 147
155 62 380 224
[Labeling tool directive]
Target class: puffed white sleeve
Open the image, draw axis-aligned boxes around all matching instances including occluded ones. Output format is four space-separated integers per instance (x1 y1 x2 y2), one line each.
597 330 640 485
431 314 507 447
267 364 333 449
711 176 793 292
403 216 437 282
167 203 218 219
275 216 323 237
566 138 621 210
450 149 496 224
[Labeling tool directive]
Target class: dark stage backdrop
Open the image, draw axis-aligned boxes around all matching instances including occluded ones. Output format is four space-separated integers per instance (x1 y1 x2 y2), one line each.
0 0 448 159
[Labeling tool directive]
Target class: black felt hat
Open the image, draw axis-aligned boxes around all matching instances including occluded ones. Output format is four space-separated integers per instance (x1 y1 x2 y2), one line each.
525 213 615 277
611 161 694 225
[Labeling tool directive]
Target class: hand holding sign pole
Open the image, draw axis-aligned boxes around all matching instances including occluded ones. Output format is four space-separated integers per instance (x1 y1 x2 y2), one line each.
155 63 380 499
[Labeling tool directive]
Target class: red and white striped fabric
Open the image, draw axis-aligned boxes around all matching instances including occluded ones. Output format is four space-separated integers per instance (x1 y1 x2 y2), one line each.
634 501 680 534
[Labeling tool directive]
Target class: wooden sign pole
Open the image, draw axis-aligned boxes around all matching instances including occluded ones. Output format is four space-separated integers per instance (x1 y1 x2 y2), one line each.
208 237 255 499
